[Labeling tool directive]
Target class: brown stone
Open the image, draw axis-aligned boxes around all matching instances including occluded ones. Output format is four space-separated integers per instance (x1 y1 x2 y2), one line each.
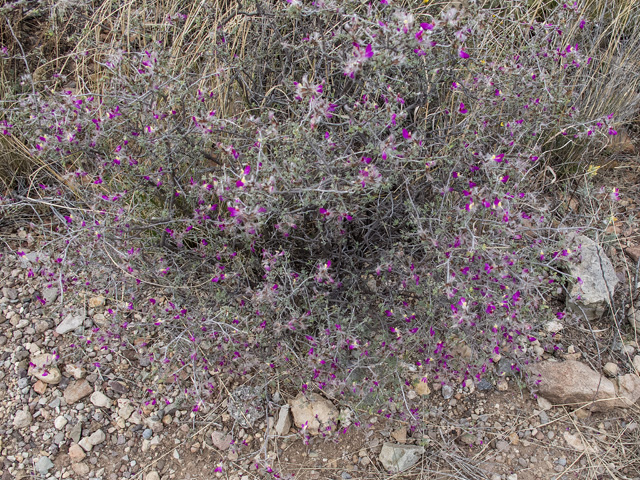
529 361 617 412
64 379 93 404
68 444 86 463
33 380 47 394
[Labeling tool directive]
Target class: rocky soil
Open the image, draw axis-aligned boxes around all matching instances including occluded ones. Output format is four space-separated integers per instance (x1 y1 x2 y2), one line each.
2 220 640 480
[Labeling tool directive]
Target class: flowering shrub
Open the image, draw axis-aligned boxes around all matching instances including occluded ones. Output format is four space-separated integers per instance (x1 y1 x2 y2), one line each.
1 0 635 440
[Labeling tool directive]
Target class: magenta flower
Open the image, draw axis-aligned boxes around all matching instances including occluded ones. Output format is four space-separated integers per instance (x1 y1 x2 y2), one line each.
459 49 470 59
459 102 468 114
402 128 411 139
228 207 239 217
420 23 434 30
365 44 374 58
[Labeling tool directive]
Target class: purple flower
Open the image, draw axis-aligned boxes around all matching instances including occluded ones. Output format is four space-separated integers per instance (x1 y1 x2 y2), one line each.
228 207 239 217
402 128 411 139
420 23 434 30
365 44 374 58
459 102 468 114
459 49 470 59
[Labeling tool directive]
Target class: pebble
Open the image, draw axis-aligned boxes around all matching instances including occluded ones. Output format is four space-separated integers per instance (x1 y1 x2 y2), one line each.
35 456 54 474
91 391 112 408
143 428 153 439
54 415 68 430
13 409 32 429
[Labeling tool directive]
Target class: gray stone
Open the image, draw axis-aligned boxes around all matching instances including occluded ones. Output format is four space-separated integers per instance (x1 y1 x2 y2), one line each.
13 409 32 429
35 456 54 474
69 422 83 443
90 391 112 408
379 443 425 473
566 235 618 320
143 428 153 440
42 287 59 304
88 429 106 446
54 415 68 430
441 385 453 399
56 314 85 334
145 472 161 480
275 405 292 435
477 378 493 391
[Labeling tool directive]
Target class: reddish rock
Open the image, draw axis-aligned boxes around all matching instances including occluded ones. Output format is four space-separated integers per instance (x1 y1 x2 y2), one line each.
64 379 93 404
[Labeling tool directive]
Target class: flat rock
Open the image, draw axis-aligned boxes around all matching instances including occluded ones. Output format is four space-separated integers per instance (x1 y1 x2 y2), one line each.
567 235 618 320
88 295 105 308
210 431 232 450
35 456 54 474
289 393 338 435
72 462 90 475
379 443 425 473
603 362 619 377
56 314 85 334
42 287 59 304
615 374 640 407
275 404 292 435
13 409 32 429
90 391 112 408
88 429 106 446
68 443 86 462
28 353 61 385
64 379 93 404
529 361 618 411
145 472 161 480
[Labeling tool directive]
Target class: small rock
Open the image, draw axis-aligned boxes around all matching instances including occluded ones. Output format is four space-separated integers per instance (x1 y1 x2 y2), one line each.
545 320 564 333
413 376 431 395
64 379 93 404
537 396 552 411
88 296 105 308
289 393 338 435
28 353 61 384
55 314 85 334
477 378 493 391
379 443 425 473
78 437 93 452
143 428 153 440
495 440 510 452
210 431 232 450
88 429 106 446
54 415 68 430
65 363 85 379
42 287 59 304
35 456 54 474
13 409 32 429
90 391 112 408
275 405 292 435
496 378 509 391
391 427 407 444
603 362 619 377
72 462 90 475
33 379 47 394
633 355 640 374
441 385 453 399
145 472 161 480
68 443 86 462
564 431 597 453
567 235 618 320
